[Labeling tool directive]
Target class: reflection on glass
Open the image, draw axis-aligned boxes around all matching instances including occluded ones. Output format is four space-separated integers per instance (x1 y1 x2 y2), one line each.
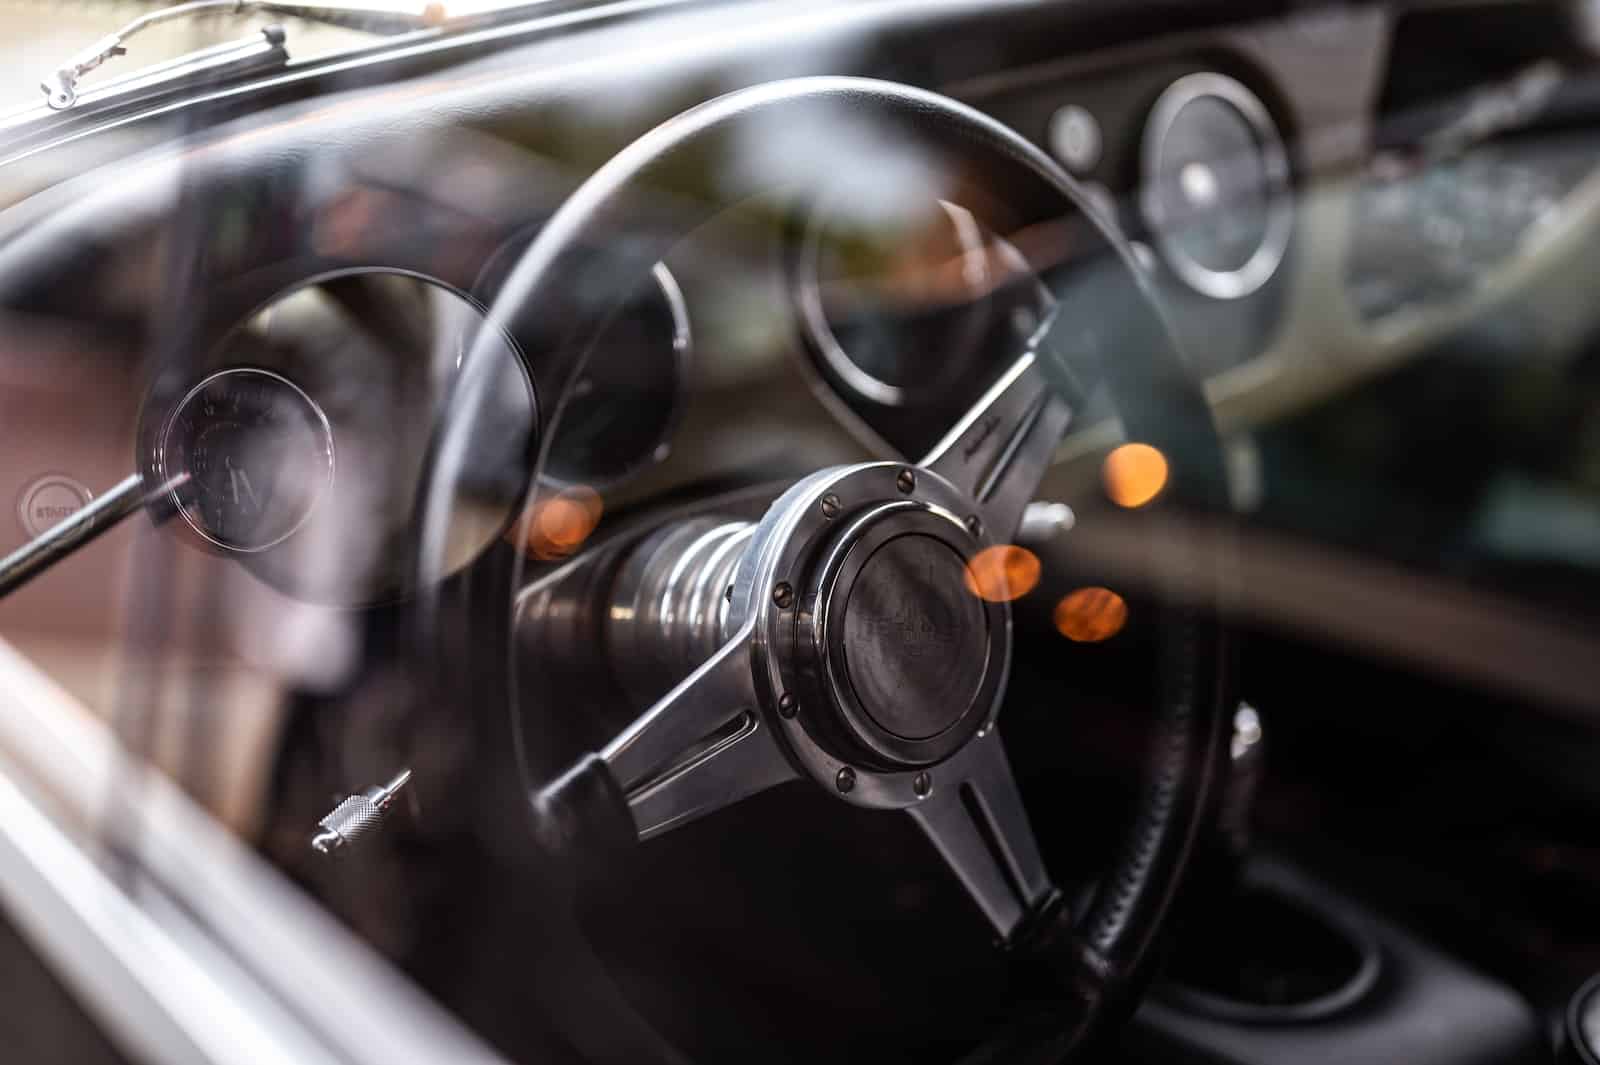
202 271 534 603
1053 586 1128 643
1102 442 1169 509
962 544 1041 603
519 485 603 561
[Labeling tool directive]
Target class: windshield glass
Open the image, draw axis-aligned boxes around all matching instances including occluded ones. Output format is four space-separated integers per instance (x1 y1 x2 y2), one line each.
1 0 555 114
5 3 1600 1065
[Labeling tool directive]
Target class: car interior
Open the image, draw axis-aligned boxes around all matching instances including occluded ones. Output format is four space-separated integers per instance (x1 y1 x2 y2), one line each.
1 1 1599 1063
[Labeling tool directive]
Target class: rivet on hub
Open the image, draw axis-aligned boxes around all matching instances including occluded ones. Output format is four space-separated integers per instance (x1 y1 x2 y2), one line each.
778 692 797 718
913 771 933 799
820 493 841 519
896 468 916 495
772 581 795 609
964 514 983 538
836 766 856 793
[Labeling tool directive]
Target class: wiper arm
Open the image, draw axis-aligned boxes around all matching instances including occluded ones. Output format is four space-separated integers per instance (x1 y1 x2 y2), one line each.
41 0 444 110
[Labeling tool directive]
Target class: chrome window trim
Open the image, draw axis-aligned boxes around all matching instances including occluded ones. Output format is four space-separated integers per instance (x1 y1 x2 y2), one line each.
0 637 508 1065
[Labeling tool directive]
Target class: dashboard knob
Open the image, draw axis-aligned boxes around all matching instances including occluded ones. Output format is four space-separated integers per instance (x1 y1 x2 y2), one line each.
310 769 412 856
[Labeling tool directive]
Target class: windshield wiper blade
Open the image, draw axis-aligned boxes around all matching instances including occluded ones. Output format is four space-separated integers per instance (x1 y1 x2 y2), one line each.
41 0 443 110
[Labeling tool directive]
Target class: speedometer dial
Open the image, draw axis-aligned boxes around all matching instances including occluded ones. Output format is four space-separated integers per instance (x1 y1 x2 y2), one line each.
159 368 335 552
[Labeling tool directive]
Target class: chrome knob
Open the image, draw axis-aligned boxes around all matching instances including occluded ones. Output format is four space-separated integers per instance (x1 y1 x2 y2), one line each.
310 769 412 856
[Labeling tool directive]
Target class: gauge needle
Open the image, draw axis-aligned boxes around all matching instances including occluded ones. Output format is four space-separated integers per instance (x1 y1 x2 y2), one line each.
0 471 188 599
225 458 259 511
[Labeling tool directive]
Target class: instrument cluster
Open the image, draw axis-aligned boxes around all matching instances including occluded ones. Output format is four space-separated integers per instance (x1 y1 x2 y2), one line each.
141 236 699 604
795 59 1298 450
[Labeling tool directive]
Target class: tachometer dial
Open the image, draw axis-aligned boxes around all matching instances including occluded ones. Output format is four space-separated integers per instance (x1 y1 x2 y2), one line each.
159 368 335 552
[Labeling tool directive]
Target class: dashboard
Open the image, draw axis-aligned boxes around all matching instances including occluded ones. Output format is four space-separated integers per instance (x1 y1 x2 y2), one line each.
0 6 1365 579
0 0 1595 744
1 0 1594 694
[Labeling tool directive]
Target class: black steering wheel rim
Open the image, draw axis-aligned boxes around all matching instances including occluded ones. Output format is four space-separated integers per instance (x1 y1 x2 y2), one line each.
418 75 1236 1062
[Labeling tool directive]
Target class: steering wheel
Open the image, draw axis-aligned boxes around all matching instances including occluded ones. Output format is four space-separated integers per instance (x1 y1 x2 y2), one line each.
419 76 1234 1062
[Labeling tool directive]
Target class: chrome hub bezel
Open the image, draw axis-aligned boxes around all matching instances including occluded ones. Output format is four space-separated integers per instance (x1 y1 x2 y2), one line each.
811 501 1001 766
732 461 1013 810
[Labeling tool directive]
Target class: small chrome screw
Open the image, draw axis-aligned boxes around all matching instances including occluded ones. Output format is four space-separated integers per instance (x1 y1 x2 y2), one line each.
896 468 916 494
772 582 795 609
778 692 797 718
964 514 983 538
820 493 841 519
836 767 856 793
913 771 932 798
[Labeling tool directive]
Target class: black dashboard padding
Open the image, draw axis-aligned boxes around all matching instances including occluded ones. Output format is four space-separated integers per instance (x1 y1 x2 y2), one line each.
432 75 1235 1058
1129 858 1545 1065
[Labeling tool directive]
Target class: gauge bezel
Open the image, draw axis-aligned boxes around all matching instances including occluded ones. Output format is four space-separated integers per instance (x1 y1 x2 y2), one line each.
157 366 336 554
474 229 691 491
1140 72 1294 301
795 198 995 409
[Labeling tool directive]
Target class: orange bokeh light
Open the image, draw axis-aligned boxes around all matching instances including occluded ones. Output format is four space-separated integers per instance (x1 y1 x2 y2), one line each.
1053 586 1128 643
1102 443 1168 509
963 544 1041 603
521 485 603 560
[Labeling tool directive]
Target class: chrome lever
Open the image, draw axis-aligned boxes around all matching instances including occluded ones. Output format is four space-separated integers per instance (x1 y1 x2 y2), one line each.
0 472 184 599
310 769 413 856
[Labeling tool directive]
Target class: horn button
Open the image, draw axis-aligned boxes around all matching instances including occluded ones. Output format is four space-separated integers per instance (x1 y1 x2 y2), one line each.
835 534 990 745
748 464 1012 794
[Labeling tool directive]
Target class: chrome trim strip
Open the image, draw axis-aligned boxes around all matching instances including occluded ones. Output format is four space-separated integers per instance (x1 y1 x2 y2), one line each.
0 638 508 1065
0 771 338 1065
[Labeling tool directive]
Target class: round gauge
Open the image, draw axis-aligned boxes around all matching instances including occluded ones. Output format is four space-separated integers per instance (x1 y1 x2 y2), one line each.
544 263 690 487
1141 73 1292 300
799 197 1000 408
476 233 689 489
140 271 534 605
159 368 335 552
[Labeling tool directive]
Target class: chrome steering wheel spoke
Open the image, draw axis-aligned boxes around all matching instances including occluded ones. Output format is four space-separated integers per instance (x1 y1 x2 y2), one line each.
906 729 1055 941
920 347 1075 545
601 624 798 839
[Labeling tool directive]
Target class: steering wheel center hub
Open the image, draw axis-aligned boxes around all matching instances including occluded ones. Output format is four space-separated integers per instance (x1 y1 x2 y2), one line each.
839 534 989 740
734 463 1013 802
813 505 997 766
